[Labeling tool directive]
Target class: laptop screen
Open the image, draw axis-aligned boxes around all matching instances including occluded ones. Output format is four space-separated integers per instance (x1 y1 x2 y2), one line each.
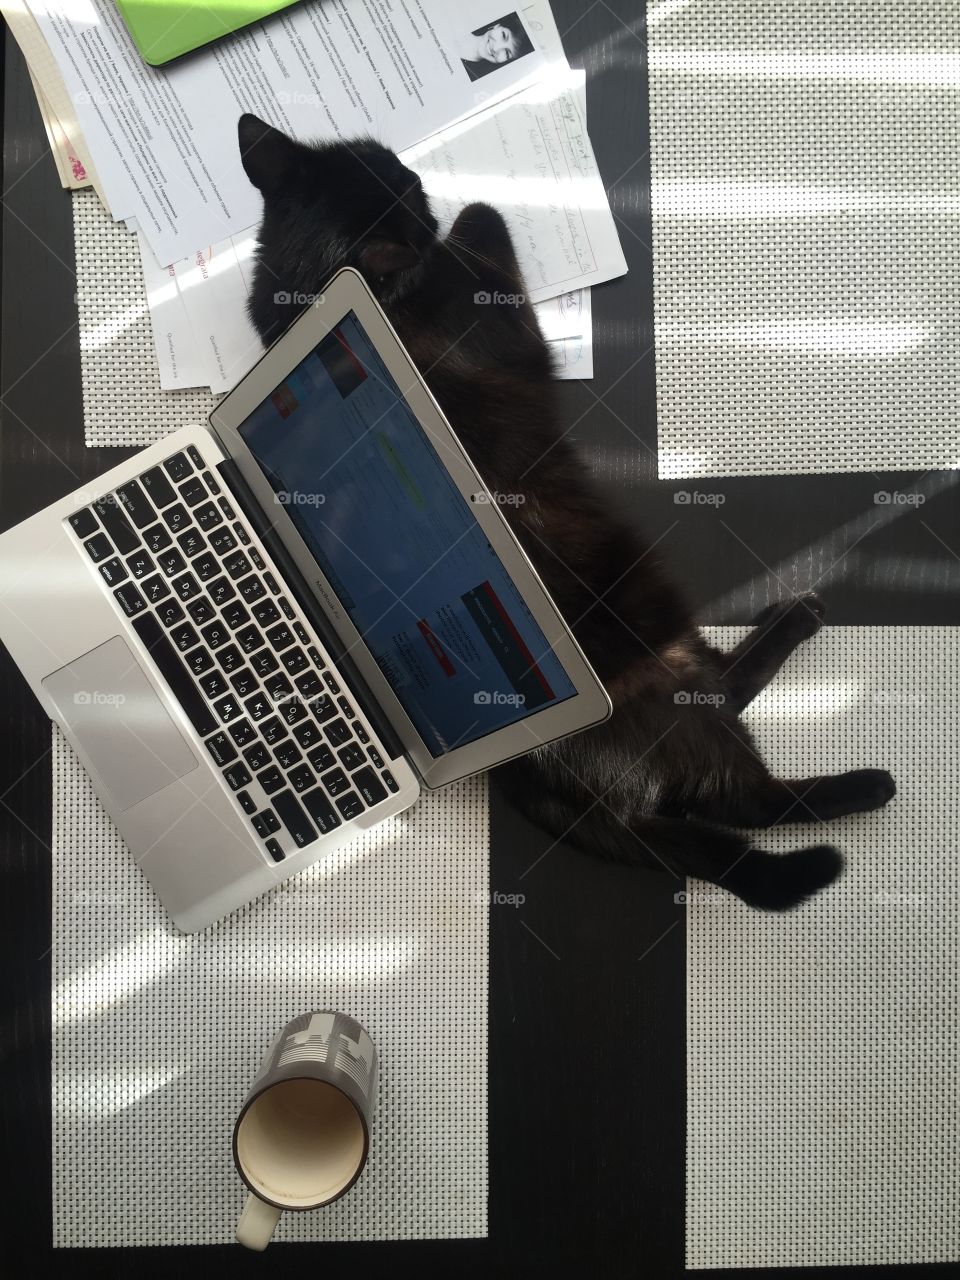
237 311 577 757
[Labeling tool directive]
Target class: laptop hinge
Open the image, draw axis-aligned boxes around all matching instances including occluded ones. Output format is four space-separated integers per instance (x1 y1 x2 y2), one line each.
217 459 408 763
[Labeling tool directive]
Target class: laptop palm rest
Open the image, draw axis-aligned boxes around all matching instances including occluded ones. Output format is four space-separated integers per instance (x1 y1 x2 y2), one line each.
42 636 198 811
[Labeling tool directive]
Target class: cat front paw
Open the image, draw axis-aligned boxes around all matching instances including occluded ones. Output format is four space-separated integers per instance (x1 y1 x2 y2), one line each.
752 592 826 640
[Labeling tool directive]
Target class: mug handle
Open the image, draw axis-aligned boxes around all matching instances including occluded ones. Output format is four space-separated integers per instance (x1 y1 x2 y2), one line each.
236 1191 282 1250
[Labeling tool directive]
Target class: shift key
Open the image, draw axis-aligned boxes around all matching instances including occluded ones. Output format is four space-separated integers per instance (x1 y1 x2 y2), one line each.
272 790 318 848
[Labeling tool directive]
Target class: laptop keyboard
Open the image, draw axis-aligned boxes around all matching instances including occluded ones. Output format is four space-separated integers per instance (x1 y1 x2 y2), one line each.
67 444 401 862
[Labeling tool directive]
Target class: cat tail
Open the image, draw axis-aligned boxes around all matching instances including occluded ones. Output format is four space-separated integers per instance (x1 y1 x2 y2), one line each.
529 799 843 911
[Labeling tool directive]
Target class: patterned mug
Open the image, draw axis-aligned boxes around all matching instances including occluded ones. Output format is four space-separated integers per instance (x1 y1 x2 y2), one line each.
233 1011 378 1250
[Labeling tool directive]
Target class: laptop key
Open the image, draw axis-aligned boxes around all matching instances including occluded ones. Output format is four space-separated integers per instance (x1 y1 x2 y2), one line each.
163 503 190 534
140 466 177 508
337 696 355 719
281 699 306 726
84 532 112 563
238 575 266 602
243 742 271 771
237 625 264 655
209 526 237 555
325 719 351 746
278 596 295 620
156 604 185 634
258 766 284 796
116 480 154 529
322 671 340 694
288 764 315 794
193 552 219 582
94 497 139 553
293 721 321 749
275 741 302 770
282 648 309 676
382 770 399 793
320 767 349 797
144 523 172 553
223 550 251 579
252 809 280 839
186 597 216 626
295 670 323 698
309 694 335 723
368 746 385 769
233 522 250 546
261 716 288 746
185 647 214 676
114 583 146 616
249 547 265 570
352 720 370 744
264 672 293 704
204 732 237 767
236 788 256 814
265 838 285 862
172 572 201 601
264 572 281 594
338 743 366 772
224 763 251 791
308 646 325 669
222 601 249 630
252 599 280 627
169 622 199 653
214 694 242 723
177 528 205 558
302 787 341 835
199 669 228 699
157 548 187 577
142 574 170 604
164 451 192 482
99 557 127 587
216 643 242 674
352 766 387 807
293 622 309 645
134 613 218 737
230 668 257 698
209 575 235 607
200 619 229 649
187 445 205 470
69 508 98 538
335 792 365 821
202 469 221 495
218 497 236 519
229 718 256 747
195 501 223 530
127 549 154 580
307 743 335 773
267 623 294 652
251 649 278 677
272 790 318 849
245 692 272 721
179 477 207 507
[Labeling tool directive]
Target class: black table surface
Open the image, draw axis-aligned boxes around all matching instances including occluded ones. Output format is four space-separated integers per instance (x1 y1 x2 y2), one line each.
2 4 958 1277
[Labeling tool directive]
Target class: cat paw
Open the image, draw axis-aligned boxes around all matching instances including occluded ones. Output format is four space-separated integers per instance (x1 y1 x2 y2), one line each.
752 592 826 640
815 768 896 819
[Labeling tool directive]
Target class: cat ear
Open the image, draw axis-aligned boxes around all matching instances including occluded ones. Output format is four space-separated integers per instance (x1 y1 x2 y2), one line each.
358 239 421 277
238 114 305 195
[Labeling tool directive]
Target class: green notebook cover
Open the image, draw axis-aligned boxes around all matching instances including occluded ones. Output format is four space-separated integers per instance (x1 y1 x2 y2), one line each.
115 0 302 66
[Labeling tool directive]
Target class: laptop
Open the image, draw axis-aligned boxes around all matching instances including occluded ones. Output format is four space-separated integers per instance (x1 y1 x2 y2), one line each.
114 0 302 67
0 269 611 932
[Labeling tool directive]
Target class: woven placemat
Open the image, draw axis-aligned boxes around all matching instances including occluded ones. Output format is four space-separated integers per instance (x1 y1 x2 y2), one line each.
687 625 959 1267
649 0 960 477
52 730 488 1245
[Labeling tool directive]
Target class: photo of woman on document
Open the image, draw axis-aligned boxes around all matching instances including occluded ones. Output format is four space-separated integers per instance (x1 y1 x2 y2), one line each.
458 13 535 81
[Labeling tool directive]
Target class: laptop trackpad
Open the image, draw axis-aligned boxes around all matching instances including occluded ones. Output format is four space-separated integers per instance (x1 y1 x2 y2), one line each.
42 636 198 811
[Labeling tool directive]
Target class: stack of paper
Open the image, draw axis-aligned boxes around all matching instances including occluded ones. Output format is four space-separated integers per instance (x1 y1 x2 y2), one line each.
6 0 625 391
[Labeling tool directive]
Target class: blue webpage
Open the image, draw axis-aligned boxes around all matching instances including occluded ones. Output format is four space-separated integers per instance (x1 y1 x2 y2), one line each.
238 311 576 757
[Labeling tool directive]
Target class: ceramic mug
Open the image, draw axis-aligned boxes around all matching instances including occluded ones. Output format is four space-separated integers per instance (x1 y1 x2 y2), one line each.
233 1011 377 1250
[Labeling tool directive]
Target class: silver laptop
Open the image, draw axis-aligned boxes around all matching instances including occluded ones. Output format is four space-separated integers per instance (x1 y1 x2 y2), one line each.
0 269 611 932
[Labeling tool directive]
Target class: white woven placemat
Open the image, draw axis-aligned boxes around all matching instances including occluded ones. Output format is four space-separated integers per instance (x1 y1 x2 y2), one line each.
52 733 488 1246
649 1 960 477
687 626 959 1268
73 190 217 448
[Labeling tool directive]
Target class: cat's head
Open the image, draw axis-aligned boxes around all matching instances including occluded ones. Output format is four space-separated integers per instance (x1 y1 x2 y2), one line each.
238 113 438 343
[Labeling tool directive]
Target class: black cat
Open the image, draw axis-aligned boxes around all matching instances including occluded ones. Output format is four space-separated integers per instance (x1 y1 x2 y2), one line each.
236 113 895 910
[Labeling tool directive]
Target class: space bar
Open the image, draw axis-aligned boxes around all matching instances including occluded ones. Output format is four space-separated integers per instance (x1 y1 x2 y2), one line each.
132 612 218 737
